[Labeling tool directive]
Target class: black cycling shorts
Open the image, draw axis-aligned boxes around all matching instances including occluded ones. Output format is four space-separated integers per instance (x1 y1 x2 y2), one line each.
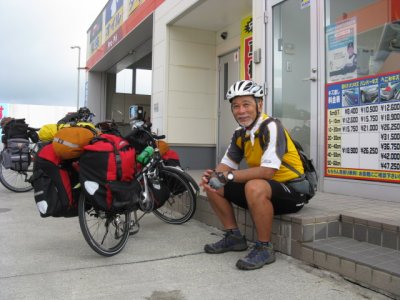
224 180 306 215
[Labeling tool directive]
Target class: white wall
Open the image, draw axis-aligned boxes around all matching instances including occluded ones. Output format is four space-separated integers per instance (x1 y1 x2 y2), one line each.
252 0 265 84
5 104 76 128
167 26 216 145
87 71 107 123
215 20 242 57
152 0 263 145
152 0 216 145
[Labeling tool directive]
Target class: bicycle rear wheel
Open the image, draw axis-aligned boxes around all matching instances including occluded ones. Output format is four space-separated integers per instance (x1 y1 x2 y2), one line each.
78 193 131 257
153 168 196 224
0 153 33 192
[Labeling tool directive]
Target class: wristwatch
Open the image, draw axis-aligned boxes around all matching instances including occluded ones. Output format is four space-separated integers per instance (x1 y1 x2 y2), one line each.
226 171 235 182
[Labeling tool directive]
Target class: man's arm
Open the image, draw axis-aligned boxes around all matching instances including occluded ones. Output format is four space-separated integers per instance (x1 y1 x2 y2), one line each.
215 163 232 172
220 166 276 183
200 164 277 192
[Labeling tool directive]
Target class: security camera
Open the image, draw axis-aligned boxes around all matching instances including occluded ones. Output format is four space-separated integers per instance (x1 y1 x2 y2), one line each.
220 32 228 40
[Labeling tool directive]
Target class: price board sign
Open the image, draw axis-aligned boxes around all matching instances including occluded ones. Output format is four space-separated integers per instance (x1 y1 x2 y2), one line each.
325 72 400 183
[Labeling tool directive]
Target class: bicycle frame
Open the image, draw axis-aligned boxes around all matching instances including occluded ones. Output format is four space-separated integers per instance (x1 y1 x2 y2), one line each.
79 118 199 256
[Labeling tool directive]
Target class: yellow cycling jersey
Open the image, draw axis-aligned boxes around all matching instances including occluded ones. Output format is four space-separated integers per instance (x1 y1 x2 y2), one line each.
222 114 304 183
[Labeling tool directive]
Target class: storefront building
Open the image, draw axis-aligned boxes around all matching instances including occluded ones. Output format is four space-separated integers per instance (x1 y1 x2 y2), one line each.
85 0 400 203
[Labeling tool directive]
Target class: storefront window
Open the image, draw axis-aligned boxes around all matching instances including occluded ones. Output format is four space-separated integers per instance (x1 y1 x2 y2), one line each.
116 69 133 94
135 69 152 95
326 0 400 82
325 0 400 183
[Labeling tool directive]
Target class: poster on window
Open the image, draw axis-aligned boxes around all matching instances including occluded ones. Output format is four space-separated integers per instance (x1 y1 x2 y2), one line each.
326 17 357 84
325 71 400 183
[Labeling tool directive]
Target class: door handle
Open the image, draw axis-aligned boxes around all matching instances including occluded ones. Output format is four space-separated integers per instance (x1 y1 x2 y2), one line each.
302 77 317 82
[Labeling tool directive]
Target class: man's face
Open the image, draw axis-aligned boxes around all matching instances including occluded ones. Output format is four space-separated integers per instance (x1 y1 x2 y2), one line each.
231 96 263 128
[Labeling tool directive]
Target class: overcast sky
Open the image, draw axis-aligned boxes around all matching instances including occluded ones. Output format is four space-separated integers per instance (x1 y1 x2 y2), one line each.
0 0 107 107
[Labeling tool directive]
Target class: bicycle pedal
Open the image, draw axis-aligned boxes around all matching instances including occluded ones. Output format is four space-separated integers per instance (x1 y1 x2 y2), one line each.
129 220 140 236
129 227 140 236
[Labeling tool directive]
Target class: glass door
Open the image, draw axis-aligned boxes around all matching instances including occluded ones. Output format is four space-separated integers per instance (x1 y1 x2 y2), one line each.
266 0 319 159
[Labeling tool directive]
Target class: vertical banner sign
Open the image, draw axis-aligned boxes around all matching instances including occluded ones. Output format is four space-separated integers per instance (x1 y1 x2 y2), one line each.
326 71 400 183
128 0 145 15
240 16 253 80
88 14 103 57
326 17 357 84
105 0 124 42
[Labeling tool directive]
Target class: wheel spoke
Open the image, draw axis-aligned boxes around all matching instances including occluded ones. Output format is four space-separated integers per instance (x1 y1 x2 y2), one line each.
0 150 34 192
0 165 33 192
153 168 196 224
78 193 131 256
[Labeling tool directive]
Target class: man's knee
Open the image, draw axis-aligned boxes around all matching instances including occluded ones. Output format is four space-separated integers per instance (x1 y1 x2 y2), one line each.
244 180 272 202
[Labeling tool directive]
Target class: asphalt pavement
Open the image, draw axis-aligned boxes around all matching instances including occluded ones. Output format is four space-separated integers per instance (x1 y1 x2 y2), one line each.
0 184 391 300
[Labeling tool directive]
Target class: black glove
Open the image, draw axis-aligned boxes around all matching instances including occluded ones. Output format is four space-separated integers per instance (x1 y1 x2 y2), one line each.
208 171 227 190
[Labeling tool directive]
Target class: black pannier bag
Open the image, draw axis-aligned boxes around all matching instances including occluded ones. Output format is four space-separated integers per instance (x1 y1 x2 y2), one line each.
30 144 80 218
144 176 170 211
1 118 39 144
79 134 138 212
3 119 29 140
27 128 39 143
2 138 31 171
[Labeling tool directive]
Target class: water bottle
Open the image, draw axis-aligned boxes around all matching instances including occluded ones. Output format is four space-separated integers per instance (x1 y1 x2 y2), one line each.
137 146 154 165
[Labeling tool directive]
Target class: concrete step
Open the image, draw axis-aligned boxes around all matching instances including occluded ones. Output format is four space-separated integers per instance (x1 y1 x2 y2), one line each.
302 237 400 298
192 192 400 298
270 210 400 299
253 205 400 298
340 212 400 250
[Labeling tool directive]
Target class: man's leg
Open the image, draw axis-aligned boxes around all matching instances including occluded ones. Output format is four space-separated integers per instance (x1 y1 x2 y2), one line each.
206 189 237 230
236 179 275 270
244 179 273 242
204 189 247 254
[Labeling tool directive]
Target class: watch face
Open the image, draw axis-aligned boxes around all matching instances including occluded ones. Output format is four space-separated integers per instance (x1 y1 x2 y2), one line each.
227 172 234 181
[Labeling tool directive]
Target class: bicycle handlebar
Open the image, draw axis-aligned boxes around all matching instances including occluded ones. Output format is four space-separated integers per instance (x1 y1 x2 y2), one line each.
153 134 165 140
126 119 166 148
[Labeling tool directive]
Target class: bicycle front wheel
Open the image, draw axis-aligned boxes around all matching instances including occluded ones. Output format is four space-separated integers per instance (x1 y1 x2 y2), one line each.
0 153 33 192
153 168 196 224
78 193 131 257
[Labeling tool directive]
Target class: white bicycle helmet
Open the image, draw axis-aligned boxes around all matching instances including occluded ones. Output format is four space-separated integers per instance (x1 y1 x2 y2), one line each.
226 80 264 102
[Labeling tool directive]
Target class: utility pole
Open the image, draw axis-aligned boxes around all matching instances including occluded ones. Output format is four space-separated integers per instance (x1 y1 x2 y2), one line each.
70 45 81 109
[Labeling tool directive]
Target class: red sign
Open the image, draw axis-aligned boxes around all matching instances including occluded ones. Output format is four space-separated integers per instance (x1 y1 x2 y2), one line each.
244 36 253 80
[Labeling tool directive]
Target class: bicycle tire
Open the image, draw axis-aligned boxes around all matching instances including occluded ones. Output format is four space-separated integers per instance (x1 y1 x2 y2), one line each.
0 152 34 192
78 192 131 257
153 168 196 224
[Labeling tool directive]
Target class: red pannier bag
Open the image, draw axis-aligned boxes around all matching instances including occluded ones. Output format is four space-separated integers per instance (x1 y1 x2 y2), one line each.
162 149 181 167
79 134 139 212
30 144 80 218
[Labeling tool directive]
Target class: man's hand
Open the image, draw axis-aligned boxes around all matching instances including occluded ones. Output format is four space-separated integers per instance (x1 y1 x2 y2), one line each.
199 169 213 191
200 169 227 192
208 172 227 190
